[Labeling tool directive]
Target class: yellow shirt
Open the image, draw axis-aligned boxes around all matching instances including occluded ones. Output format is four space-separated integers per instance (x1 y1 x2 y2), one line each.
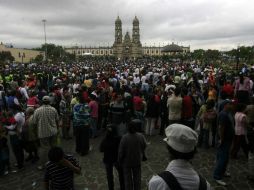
84 79 92 88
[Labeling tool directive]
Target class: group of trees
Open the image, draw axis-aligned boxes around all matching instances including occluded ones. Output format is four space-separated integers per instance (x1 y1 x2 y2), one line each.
33 43 75 63
225 46 254 62
188 46 254 65
0 51 14 63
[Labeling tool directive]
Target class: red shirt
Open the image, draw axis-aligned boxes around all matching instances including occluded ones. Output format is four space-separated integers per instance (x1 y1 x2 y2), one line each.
27 96 39 107
82 91 90 103
133 96 143 111
88 100 98 118
222 83 234 97
182 95 193 119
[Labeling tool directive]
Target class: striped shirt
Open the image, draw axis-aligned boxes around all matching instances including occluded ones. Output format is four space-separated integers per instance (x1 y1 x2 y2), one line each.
33 105 59 138
44 155 80 190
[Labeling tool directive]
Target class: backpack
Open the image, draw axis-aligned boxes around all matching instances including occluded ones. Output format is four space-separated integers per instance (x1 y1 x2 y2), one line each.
158 171 207 190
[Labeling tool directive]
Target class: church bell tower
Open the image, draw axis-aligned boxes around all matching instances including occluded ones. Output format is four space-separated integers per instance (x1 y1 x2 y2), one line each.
113 16 123 58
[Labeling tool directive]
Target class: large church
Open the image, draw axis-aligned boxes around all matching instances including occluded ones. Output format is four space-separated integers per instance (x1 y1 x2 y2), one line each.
113 16 142 59
65 16 190 59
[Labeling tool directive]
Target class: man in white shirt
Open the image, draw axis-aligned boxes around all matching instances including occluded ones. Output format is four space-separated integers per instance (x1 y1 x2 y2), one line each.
141 75 147 84
133 74 141 85
148 124 211 190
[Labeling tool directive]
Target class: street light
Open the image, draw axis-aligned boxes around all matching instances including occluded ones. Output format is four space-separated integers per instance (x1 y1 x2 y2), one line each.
42 19 47 62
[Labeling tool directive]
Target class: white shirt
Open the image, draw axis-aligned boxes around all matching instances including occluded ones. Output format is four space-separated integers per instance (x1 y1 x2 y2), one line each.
141 76 147 84
133 76 141 84
19 87 29 100
14 112 25 133
149 159 211 190
73 83 80 94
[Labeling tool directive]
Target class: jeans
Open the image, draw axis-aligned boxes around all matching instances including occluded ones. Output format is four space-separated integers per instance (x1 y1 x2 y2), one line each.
145 118 157 136
61 114 71 139
105 162 125 190
134 111 144 132
9 134 24 169
75 125 90 155
90 117 98 138
214 141 232 180
160 114 168 135
231 135 249 158
123 166 141 190
198 129 210 148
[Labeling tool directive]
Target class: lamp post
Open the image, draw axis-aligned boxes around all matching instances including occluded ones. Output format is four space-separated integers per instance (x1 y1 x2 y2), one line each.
42 19 47 62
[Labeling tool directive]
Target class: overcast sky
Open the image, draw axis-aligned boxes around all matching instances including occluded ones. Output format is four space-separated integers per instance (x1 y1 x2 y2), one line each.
0 0 254 50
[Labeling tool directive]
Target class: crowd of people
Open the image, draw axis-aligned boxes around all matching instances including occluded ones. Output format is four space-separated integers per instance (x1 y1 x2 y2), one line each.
0 57 254 189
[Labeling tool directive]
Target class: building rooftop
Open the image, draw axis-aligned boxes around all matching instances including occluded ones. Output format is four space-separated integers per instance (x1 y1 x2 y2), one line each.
161 43 183 52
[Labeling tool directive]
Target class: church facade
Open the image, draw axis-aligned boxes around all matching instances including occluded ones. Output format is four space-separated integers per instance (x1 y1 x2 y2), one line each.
113 16 142 59
65 16 190 58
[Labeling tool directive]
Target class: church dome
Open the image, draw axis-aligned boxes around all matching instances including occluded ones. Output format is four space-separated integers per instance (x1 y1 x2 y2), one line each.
161 43 183 52
133 16 139 24
115 16 122 24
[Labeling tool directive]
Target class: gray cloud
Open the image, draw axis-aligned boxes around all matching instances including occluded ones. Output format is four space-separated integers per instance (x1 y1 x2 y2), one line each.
0 0 254 50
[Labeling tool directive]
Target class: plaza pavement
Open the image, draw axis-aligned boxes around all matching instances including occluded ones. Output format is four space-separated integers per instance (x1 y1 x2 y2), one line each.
0 133 254 190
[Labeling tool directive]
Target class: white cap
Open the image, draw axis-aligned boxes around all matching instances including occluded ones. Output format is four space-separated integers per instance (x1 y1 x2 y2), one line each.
164 124 198 153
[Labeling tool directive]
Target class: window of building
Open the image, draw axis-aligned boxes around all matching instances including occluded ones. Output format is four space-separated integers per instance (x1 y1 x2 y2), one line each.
78 50 80 54
147 50 149 54
23 53 25 58
96 50 99 54
101 50 103 54
156 50 159 54
110 50 112 54
151 51 154 54
92 50 94 54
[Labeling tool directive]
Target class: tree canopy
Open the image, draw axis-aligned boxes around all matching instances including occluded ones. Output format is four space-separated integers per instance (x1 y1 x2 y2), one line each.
0 51 14 64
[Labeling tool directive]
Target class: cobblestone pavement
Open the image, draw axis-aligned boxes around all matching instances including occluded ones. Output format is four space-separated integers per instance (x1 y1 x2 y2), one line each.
1 133 254 190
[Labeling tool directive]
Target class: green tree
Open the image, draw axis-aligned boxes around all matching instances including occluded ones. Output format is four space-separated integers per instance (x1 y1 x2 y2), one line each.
0 51 14 63
34 43 66 62
204 49 220 63
191 49 205 62
34 54 44 63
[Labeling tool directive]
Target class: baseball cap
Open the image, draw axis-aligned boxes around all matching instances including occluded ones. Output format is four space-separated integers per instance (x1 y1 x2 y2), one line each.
42 96 50 102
